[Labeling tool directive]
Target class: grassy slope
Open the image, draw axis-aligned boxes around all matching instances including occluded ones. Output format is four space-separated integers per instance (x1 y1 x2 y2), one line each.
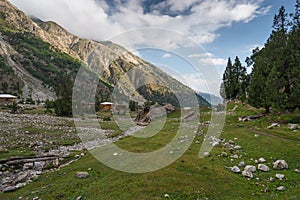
1 104 300 199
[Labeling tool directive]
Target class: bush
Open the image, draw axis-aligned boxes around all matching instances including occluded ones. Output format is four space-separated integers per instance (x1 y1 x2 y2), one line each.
53 98 72 117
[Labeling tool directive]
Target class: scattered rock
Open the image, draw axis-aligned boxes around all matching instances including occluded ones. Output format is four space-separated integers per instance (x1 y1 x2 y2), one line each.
258 164 270 172
242 170 253 179
76 196 82 200
288 124 298 130
203 152 210 157
3 186 17 192
258 158 266 163
231 166 241 173
164 194 170 198
294 169 300 173
209 136 222 147
238 161 245 167
268 123 280 129
234 145 242 150
113 152 118 156
254 134 260 138
244 165 256 173
275 174 285 180
276 186 286 191
232 154 239 159
75 172 89 179
221 152 228 157
269 177 275 182
273 160 288 170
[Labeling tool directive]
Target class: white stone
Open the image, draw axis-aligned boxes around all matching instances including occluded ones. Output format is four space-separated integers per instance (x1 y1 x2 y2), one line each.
258 158 266 163
231 166 241 173
113 152 119 156
203 152 210 157
238 161 245 167
242 170 253 178
275 174 285 180
273 160 288 170
258 164 270 172
268 123 279 129
276 186 286 191
164 194 170 198
76 172 89 179
234 145 242 150
244 165 256 173
288 124 298 130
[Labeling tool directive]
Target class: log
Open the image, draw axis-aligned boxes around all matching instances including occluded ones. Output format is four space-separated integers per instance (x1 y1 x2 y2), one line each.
0 155 60 165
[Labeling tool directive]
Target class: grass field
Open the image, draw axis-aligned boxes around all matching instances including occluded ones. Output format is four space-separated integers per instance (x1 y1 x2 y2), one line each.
1 102 300 199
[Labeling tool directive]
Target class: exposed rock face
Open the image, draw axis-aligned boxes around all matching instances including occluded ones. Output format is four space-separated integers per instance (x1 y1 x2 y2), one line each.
0 0 210 106
273 160 288 170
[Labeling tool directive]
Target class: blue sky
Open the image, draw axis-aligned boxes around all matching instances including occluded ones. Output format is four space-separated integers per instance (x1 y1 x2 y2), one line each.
9 0 297 95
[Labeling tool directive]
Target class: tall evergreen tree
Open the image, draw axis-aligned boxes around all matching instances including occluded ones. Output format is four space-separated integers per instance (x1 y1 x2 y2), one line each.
248 2 300 112
221 56 248 101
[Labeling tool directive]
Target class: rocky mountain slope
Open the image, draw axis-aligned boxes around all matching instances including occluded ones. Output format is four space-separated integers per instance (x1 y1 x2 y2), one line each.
0 0 208 106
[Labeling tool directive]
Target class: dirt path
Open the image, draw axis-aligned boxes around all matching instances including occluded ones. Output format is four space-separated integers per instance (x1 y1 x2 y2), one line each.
247 127 300 142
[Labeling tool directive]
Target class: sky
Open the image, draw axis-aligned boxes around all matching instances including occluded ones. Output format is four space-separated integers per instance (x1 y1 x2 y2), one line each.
8 0 296 96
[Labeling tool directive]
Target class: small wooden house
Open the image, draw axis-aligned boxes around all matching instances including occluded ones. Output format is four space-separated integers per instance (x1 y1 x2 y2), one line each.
99 102 114 111
0 94 17 103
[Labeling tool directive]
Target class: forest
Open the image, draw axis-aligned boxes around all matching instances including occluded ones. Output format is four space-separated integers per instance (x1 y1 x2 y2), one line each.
221 1 300 112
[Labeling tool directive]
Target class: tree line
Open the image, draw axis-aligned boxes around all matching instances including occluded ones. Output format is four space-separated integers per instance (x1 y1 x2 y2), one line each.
221 1 300 112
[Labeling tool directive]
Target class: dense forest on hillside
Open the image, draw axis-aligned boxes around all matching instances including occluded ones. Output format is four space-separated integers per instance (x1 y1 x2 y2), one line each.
221 0 300 112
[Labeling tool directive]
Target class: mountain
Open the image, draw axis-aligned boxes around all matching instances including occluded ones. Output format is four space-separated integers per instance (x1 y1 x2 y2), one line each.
0 0 209 107
199 92 223 106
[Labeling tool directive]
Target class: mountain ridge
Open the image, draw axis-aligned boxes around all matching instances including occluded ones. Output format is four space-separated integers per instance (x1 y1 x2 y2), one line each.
0 0 209 106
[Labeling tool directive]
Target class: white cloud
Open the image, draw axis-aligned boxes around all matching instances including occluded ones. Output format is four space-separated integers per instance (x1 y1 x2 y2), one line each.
162 53 172 58
171 73 221 95
188 53 227 66
8 0 270 48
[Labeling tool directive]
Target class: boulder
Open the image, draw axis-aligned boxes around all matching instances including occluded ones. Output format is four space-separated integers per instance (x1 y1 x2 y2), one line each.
163 103 175 113
75 172 89 179
258 164 270 172
238 161 245 167
273 160 288 170
275 174 285 180
242 170 253 179
268 123 279 129
269 177 275 182
231 166 241 173
244 165 256 173
234 145 242 150
276 186 286 191
288 124 298 130
294 169 300 173
3 186 17 192
258 158 266 163
203 152 210 157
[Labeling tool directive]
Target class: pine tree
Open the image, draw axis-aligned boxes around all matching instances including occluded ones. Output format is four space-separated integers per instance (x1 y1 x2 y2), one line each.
222 57 234 100
248 3 300 112
221 56 248 101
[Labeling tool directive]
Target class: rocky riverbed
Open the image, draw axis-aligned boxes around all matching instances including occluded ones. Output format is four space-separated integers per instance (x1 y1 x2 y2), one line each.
0 111 144 192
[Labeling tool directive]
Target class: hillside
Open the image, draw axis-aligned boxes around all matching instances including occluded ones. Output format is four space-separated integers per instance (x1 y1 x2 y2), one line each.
0 0 208 106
